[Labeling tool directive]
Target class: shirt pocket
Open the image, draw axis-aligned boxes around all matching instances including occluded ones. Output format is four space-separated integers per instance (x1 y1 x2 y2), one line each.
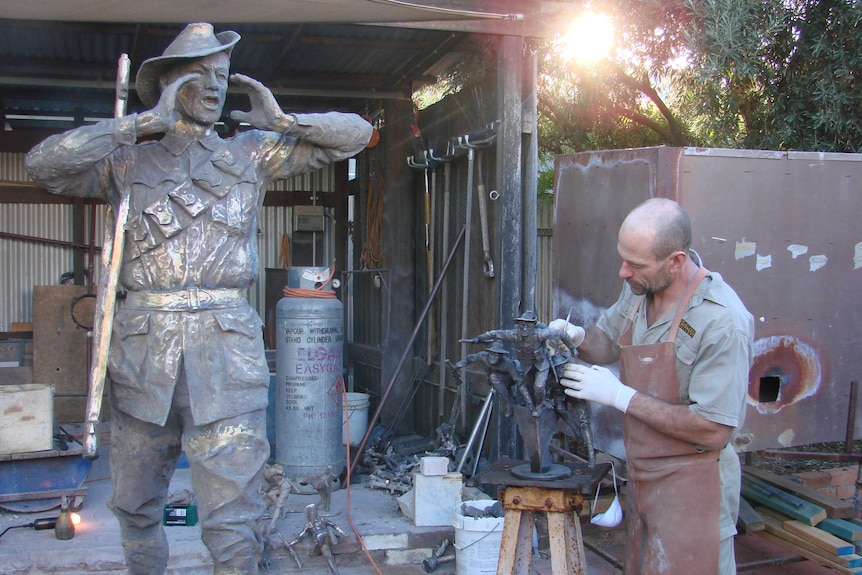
675 337 698 402
108 310 151 387
213 308 268 386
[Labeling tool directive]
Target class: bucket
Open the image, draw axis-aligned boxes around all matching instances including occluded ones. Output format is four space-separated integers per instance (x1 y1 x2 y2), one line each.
451 500 504 575
342 392 370 446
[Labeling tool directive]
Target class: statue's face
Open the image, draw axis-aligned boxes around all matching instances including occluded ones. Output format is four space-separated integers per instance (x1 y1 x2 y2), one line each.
166 51 230 127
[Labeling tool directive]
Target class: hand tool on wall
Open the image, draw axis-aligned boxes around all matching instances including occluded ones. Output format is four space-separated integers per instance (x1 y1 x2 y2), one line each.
456 124 496 427
407 118 438 365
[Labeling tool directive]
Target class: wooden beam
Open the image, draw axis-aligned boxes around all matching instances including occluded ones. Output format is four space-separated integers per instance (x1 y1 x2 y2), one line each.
742 474 827 526
737 497 765 533
743 466 857 519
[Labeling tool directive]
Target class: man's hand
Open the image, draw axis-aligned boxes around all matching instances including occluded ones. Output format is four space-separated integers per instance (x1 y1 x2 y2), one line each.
548 319 586 347
560 363 637 413
229 73 296 133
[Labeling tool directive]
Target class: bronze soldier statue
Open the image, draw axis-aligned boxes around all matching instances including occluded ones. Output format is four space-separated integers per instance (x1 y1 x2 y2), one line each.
25 23 371 575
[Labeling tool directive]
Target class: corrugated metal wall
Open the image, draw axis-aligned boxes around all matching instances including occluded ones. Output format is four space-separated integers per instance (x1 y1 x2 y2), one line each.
0 152 336 331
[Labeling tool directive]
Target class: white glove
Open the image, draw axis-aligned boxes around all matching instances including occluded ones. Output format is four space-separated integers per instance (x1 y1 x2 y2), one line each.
548 319 586 348
561 363 637 413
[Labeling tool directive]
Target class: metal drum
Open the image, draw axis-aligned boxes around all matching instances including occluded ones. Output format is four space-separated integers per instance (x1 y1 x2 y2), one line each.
275 267 345 481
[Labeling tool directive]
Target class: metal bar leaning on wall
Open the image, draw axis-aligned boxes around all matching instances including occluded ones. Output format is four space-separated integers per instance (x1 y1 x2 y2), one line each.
348 225 466 476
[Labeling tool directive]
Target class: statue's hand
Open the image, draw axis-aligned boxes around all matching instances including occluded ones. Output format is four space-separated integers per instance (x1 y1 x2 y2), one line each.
137 73 195 135
229 73 296 132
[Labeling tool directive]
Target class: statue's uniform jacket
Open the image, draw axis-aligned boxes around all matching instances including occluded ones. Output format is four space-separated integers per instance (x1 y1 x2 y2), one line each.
25 114 372 426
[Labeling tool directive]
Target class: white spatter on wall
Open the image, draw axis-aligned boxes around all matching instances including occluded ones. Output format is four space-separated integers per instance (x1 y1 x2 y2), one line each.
787 244 808 259
854 242 862 270
755 254 772 271
809 254 828 272
735 240 756 260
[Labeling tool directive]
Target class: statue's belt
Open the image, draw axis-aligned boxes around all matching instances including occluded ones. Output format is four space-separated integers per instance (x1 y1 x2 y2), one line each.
125 288 246 311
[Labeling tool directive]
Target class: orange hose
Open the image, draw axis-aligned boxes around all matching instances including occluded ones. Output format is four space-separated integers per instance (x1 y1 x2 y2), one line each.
282 265 337 298
343 387 384 574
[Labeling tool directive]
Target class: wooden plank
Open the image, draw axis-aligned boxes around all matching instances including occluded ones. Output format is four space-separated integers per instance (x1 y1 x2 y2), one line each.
743 465 857 519
737 497 765 533
760 531 862 575
758 506 856 557
820 518 862 542
784 520 856 556
742 475 827 526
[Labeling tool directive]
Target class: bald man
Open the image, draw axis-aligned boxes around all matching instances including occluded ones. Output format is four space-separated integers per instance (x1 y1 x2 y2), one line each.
556 198 753 575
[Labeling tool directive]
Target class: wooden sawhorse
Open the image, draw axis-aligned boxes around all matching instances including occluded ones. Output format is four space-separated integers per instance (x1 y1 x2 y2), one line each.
497 485 586 574
470 458 610 575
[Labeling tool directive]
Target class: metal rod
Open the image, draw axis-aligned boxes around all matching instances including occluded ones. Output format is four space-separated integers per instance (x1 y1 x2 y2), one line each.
736 555 806 571
349 225 465 476
0 231 102 252
582 539 624 571
438 162 452 422
460 147 474 430
845 380 858 453
457 388 494 473
471 391 494 477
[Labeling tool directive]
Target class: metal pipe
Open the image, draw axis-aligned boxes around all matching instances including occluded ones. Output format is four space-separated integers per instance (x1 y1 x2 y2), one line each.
459 146 474 430
0 230 101 252
471 391 494 477
438 162 452 421
456 388 494 473
845 380 858 452
736 555 806 571
349 225 465 476
582 539 624 571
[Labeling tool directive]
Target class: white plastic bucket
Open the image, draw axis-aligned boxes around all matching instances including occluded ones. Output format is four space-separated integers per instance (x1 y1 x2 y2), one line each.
451 500 504 575
342 392 370 445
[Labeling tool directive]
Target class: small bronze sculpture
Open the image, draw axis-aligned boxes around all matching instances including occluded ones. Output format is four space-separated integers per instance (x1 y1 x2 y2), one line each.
460 311 595 475
448 340 534 416
284 503 348 575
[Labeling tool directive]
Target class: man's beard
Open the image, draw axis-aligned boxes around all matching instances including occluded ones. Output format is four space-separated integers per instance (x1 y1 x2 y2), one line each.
627 274 672 296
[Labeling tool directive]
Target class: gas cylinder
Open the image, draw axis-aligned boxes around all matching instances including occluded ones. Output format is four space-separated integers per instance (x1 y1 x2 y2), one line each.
275 266 345 481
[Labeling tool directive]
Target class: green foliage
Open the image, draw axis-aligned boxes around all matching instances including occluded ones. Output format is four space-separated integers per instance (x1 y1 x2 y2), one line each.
541 0 862 157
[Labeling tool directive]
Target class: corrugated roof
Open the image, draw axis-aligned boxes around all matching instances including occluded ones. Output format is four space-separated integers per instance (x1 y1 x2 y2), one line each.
0 19 479 129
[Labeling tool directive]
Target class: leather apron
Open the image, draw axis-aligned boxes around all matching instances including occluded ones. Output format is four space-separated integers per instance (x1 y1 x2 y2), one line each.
620 265 721 575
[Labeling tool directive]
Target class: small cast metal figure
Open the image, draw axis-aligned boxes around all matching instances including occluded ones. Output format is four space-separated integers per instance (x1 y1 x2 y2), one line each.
260 462 294 535
285 503 348 575
448 340 534 416
462 311 580 415
310 464 338 512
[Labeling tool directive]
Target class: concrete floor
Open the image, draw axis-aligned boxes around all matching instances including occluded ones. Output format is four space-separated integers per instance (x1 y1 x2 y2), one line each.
0 438 844 575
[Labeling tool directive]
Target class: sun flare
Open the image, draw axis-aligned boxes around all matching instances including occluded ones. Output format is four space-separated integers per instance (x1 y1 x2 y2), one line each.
559 11 615 64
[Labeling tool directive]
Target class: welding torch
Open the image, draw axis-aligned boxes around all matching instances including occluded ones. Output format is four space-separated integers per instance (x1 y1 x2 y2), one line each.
0 517 58 540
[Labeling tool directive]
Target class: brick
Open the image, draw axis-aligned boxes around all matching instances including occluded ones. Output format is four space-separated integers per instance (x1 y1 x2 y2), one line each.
420 456 450 476
835 484 858 501
829 466 859 488
361 533 408 551
793 470 832 490
818 486 839 498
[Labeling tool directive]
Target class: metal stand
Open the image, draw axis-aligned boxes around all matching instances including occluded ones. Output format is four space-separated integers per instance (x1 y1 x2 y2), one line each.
471 457 610 575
